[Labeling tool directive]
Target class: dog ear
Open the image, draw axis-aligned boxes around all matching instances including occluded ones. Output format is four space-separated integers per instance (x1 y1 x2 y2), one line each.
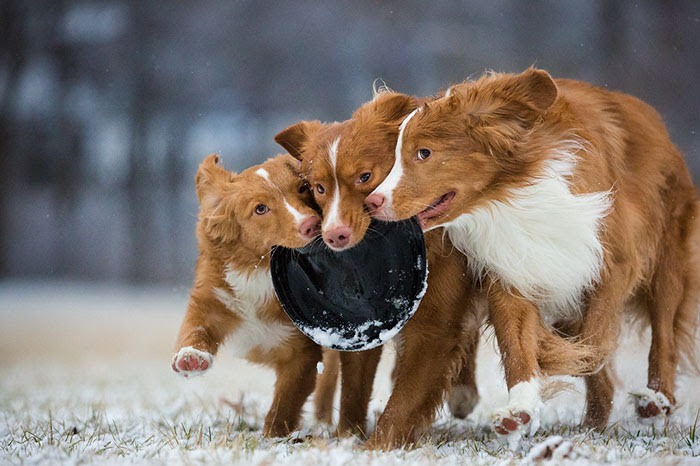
202 197 239 243
195 155 240 243
275 121 324 161
464 68 557 125
195 154 234 206
454 69 558 154
501 68 558 115
363 92 419 123
281 153 305 176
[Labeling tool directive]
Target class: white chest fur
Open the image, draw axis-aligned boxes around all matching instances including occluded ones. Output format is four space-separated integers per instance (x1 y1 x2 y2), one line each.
213 266 294 357
444 155 612 322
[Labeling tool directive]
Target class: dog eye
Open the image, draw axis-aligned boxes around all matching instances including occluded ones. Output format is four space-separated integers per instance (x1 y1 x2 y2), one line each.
417 149 431 160
298 183 309 193
255 204 269 215
358 172 371 183
316 184 326 195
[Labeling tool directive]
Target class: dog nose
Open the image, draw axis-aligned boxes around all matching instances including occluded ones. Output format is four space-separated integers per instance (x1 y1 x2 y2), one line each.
365 193 385 212
299 216 321 240
323 226 353 249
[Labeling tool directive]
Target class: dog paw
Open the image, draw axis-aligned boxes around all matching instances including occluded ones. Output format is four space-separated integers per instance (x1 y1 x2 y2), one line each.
448 384 479 419
629 388 671 423
492 409 533 438
172 346 213 377
525 436 575 462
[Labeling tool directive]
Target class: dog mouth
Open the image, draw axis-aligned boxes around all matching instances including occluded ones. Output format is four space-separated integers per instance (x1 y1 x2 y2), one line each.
417 191 456 227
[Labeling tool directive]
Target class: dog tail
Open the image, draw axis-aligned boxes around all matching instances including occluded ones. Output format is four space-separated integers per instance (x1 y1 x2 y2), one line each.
536 323 600 377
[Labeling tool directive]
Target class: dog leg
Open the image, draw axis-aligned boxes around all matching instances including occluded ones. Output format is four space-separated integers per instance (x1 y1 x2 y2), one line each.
263 338 322 437
550 318 615 429
488 286 543 446
337 347 382 438
573 258 637 429
448 326 480 419
583 365 615 428
313 349 340 425
172 296 238 377
632 243 687 422
365 321 465 450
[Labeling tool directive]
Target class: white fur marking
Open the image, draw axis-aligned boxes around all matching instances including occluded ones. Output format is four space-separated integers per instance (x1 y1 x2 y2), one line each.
255 168 271 183
492 377 543 446
223 266 275 309
213 267 294 357
283 198 306 226
323 137 343 230
506 378 543 425
443 147 612 321
630 388 671 425
257 167 307 229
172 346 213 378
370 108 420 216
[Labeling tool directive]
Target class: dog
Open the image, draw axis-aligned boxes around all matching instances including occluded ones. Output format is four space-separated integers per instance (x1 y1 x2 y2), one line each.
275 90 592 448
366 68 700 440
173 153 342 436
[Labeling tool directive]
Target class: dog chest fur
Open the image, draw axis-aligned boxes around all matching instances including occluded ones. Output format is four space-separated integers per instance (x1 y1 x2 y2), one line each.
444 155 612 322
213 266 294 357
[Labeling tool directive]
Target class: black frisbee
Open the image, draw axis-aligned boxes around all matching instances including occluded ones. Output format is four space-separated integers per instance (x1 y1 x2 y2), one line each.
271 218 428 351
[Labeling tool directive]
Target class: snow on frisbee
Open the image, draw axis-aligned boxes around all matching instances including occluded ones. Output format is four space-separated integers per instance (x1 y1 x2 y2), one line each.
271 217 428 351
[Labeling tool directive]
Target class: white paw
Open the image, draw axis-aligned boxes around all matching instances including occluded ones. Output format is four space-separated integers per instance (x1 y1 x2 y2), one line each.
629 388 671 424
492 379 542 448
525 435 575 462
171 346 213 377
448 384 479 419
492 407 537 447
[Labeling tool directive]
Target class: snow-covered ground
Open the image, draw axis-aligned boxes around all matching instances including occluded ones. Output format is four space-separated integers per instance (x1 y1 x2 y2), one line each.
1 280 699 465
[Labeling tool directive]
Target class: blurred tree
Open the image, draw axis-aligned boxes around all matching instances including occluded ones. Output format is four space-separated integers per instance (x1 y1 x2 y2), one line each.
0 0 698 284
0 0 28 277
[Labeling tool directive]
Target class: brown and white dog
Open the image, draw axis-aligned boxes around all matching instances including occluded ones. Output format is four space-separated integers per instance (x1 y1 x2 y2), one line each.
173 153 341 436
275 91 593 448
366 69 700 439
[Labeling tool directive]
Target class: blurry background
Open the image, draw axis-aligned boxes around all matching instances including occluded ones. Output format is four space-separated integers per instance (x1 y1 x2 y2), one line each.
1 0 699 285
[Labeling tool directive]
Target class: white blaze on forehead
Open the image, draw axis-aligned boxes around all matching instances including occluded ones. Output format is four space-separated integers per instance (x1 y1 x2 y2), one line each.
370 108 420 213
255 166 307 227
255 168 271 183
322 137 342 230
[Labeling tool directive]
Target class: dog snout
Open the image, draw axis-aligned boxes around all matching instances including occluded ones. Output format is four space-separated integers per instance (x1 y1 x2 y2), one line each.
365 193 386 213
323 226 353 249
299 216 321 241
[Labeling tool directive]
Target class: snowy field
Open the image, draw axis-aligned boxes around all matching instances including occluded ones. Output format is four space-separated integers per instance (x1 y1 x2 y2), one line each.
1 281 700 465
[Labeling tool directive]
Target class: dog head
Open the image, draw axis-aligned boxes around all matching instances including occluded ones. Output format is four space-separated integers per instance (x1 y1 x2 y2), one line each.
366 68 558 229
195 153 320 254
275 91 420 250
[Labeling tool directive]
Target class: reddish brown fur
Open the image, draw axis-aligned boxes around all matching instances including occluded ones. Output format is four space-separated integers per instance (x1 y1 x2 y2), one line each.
368 69 700 428
277 90 601 447
276 95 485 449
313 349 341 425
173 154 345 436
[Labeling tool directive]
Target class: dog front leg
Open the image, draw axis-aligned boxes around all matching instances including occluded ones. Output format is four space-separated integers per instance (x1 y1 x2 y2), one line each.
172 295 237 377
364 317 466 450
263 338 322 437
337 347 382 438
488 285 543 445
